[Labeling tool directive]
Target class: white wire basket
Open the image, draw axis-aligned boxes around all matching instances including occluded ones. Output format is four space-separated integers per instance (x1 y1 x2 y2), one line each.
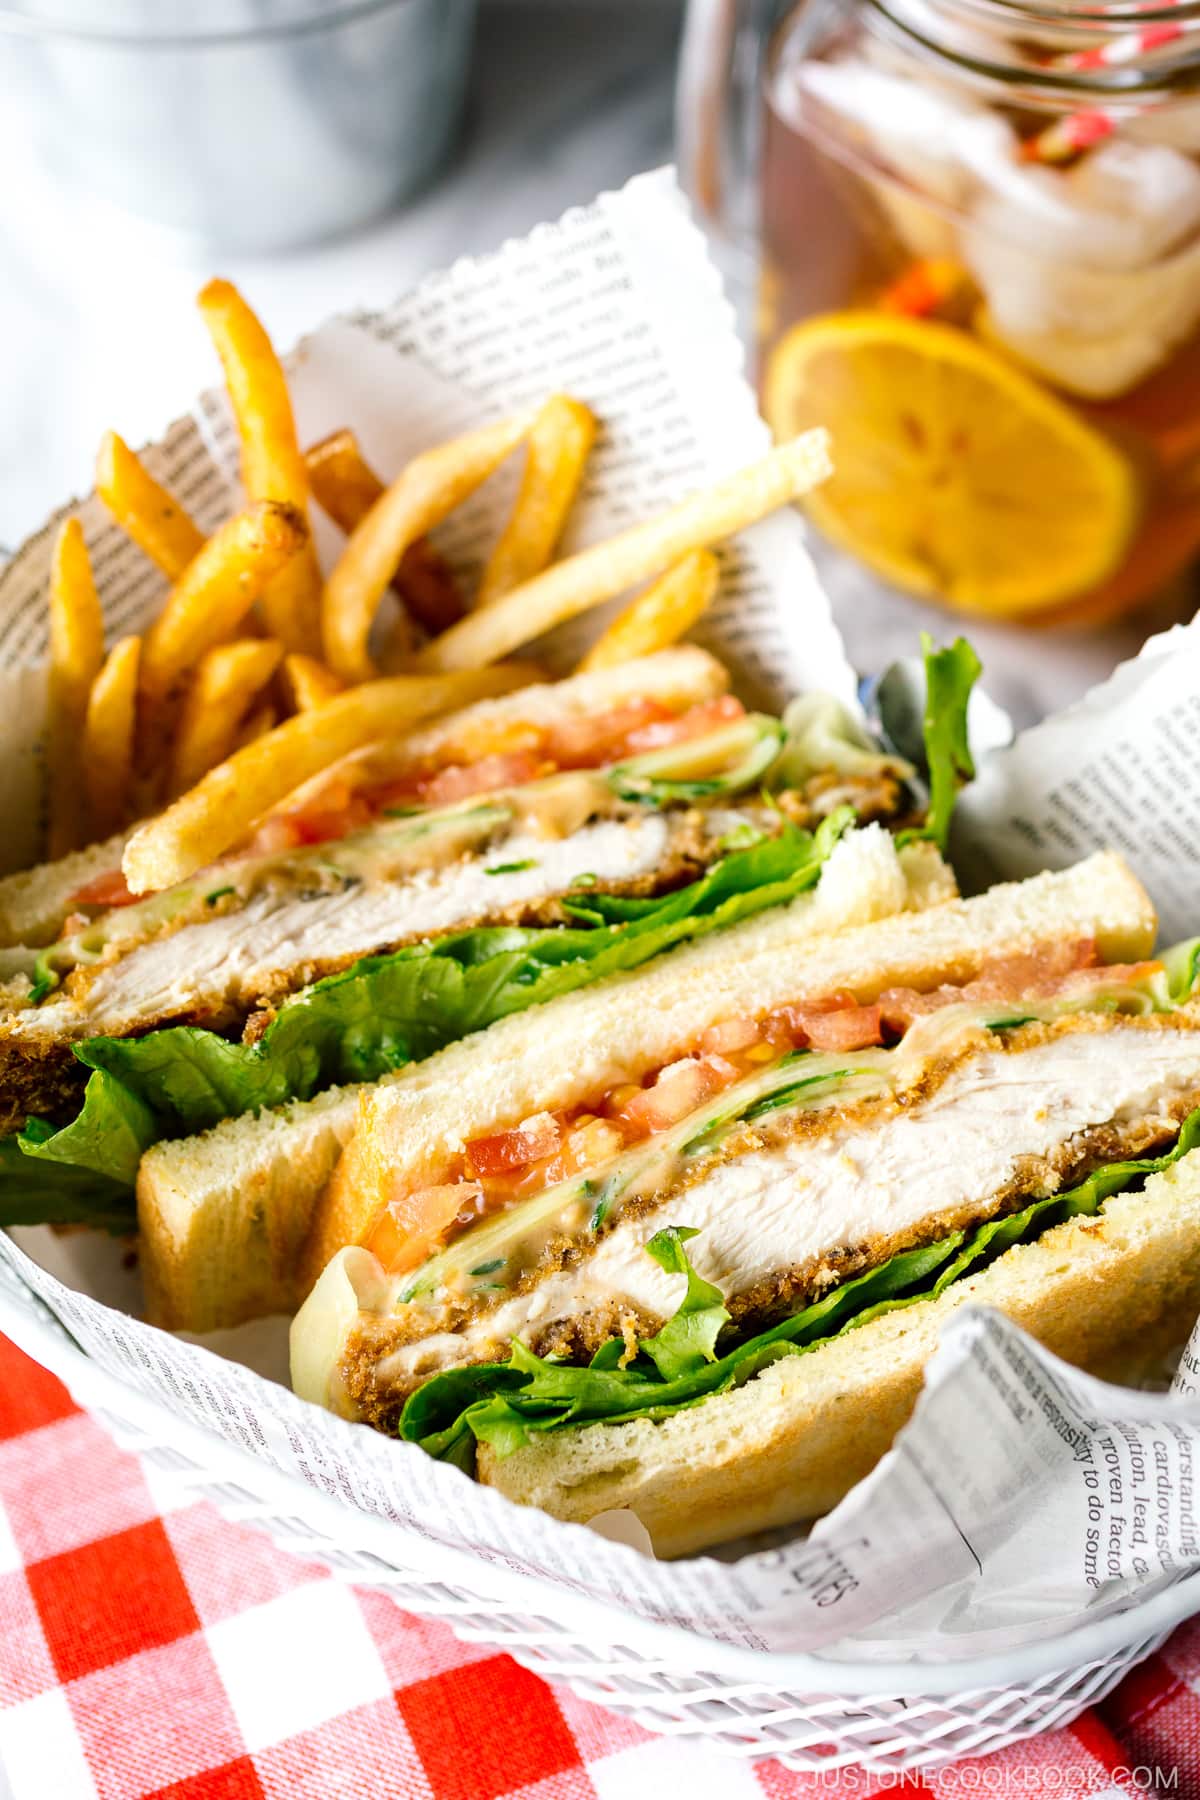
2 1254 1197 1776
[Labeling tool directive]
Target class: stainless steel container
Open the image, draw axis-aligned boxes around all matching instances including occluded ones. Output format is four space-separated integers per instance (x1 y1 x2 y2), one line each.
0 0 478 250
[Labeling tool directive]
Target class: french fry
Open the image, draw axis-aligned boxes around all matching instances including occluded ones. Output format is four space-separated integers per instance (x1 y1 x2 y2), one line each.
197 278 323 656
321 414 533 684
305 429 465 637
234 703 278 750
394 537 464 637
168 638 284 798
47 519 105 857
94 432 206 581
304 428 382 532
284 652 345 712
139 501 306 704
414 431 833 674
477 395 595 607
577 550 719 672
82 635 141 839
122 664 539 893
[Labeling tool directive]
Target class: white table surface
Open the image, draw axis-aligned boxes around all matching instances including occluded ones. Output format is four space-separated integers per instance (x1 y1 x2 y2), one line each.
0 0 1183 728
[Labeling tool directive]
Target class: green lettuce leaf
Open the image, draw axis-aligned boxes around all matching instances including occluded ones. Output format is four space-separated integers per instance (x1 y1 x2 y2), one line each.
0 814 851 1229
404 1106 1200 1468
19 1074 156 1188
641 1225 730 1380
899 635 981 853
1164 937 1200 1004
0 1136 134 1233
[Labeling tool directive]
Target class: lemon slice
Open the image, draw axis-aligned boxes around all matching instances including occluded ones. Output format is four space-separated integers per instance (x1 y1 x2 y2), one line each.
763 311 1140 617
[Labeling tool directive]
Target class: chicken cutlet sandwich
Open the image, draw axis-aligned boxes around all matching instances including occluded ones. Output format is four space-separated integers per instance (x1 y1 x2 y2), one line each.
0 646 922 1133
290 851 1200 1556
135 820 953 1331
2 639 978 1313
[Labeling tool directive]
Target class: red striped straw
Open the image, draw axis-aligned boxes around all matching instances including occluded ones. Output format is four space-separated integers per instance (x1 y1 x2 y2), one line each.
1022 13 1187 163
1021 107 1117 162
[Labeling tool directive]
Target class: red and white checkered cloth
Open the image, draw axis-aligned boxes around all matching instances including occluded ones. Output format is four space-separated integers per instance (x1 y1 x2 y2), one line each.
0 1333 1194 1800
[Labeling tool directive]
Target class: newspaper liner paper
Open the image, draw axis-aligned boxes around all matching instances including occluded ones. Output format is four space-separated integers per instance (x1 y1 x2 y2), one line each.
953 617 1200 942
3 167 1200 1661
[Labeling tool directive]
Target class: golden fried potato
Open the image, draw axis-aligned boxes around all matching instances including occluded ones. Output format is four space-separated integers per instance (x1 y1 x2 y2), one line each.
47 519 106 856
168 638 284 797
478 395 595 607
82 634 141 839
283 652 345 713
95 432 206 581
321 414 532 683
305 429 465 636
198 278 322 656
415 431 832 672
577 549 719 672
139 501 306 703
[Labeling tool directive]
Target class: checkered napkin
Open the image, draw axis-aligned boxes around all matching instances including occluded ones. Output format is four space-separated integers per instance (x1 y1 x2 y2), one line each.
0 1334 1191 1799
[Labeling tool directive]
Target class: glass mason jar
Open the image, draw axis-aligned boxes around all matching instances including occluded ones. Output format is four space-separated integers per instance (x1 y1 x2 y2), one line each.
679 0 1200 625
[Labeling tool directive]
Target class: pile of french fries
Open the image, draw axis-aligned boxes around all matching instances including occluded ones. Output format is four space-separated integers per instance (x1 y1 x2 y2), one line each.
43 279 831 892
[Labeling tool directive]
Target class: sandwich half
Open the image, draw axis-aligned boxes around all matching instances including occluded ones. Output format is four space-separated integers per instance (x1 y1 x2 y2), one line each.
290 852 1196 1560
0 648 914 1129
136 824 953 1330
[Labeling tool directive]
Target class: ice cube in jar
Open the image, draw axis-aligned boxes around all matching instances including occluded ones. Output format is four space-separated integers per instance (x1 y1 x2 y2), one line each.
759 0 1200 625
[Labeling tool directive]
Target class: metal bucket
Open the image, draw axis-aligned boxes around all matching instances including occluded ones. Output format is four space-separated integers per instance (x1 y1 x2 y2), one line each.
0 0 478 249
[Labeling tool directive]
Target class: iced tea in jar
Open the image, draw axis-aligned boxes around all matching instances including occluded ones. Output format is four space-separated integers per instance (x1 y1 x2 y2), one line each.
680 0 1200 623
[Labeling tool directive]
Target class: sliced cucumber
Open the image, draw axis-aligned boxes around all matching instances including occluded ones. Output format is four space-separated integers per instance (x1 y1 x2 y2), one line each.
607 715 785 805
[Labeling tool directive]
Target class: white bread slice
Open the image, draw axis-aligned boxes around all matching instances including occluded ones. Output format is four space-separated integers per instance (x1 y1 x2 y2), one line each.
138 828 954 1332
480 1151 1200 1556
300 846 1151 1290
0 832 130 949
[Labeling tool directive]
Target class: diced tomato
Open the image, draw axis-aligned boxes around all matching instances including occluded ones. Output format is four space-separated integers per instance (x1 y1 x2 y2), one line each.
761 993 885 1051
243 780 374 857
66 868 137 910
878 939 1108 1032
368 1181 482 1276
285 796 375 846
877 986 950 1032
799 1005 885 1052
371 751 546 814
700 1016 762 1056
609 1054 741 1137
419 751 546 807
619 694 745 755
516 1117 629 1193
465 1112 562 1179
545 699 676 769
242 814 306 857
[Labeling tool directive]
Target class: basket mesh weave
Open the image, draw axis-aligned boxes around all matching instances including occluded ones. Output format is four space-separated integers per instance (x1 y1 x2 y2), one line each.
84 1397 1168 1773
0 1252 1176 1775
